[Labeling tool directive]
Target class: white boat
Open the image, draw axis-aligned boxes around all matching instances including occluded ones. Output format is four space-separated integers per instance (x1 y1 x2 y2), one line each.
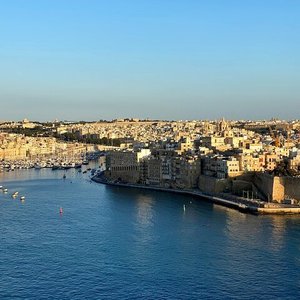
12 192 19 198
3 188 8 193
20 196 25 201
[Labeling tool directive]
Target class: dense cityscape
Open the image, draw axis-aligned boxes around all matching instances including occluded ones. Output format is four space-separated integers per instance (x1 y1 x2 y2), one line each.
1 117 300 214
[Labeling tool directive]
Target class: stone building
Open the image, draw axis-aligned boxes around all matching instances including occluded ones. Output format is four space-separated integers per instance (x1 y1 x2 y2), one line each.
106 149 150 183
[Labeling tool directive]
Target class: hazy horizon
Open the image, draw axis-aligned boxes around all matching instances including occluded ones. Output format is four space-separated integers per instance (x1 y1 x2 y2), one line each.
1 0 299 121
1 116 299 124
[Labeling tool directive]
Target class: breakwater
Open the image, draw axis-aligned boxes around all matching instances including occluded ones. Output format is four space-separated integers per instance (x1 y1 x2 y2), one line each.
92 175 300 215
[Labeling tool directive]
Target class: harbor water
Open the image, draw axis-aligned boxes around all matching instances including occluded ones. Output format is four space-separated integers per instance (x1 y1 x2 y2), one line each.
0 166 299 299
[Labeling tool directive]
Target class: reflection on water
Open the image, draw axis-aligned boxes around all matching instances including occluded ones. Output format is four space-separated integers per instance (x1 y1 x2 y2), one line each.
268 216 286 251
135 194 154 228
0 168 299 299
130 194 156 267
223 207 289 253
218 203 300 255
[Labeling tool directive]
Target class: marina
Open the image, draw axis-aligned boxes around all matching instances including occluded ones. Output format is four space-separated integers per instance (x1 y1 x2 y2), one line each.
0 151 104 172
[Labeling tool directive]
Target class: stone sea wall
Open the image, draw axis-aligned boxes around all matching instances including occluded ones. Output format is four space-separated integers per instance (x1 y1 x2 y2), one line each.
284 177 300 200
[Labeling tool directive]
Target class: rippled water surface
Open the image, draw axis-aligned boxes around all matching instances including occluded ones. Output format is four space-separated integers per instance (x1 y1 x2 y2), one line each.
0 166 299 299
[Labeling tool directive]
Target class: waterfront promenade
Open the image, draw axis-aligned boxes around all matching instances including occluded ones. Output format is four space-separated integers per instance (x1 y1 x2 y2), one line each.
92 174 300 215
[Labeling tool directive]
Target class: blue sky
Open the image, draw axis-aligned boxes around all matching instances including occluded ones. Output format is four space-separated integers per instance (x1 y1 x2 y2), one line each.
0 0 299 121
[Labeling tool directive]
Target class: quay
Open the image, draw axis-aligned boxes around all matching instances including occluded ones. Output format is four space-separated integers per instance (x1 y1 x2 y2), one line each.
91 174 300 215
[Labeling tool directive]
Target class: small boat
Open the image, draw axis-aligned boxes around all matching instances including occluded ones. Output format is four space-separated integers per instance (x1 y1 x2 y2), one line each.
82 160 89 165
63 174 66 179
3 188 8 193
12 192 19 198
59 207 63 214
82 170 87 174
20 196 25 201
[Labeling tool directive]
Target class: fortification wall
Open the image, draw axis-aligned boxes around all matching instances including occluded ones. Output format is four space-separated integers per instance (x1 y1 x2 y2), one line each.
254 173 274 200
254 173 285 202
273 177 285 201
284 177 300 200
232 180 253 195
198 175 231 194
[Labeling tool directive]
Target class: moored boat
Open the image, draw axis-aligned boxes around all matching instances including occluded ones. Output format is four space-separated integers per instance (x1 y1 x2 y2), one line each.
12 192 19 198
